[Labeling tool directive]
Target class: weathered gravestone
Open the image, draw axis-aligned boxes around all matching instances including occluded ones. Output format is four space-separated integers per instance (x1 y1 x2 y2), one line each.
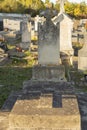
8 7 81 130
78 30 87 70
32 8 65 81
20 19 31 50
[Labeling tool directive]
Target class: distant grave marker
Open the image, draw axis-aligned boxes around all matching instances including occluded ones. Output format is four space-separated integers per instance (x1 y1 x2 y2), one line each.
78 31 87 70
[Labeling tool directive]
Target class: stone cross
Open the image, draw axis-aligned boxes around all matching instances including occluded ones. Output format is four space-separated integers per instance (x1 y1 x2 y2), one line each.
60 0 65 13
40 8 55 20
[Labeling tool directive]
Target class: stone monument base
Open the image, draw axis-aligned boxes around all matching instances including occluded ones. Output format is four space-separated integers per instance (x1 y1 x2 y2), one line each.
9 94 80 130
32 65 66 81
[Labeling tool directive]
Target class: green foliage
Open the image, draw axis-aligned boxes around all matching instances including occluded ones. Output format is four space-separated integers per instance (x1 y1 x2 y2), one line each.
84 70 87 74
72 42 83 49
32 0 45 10
0 67 32 87
0 0 87 19
0 0 45 14
80 2 87 18
0 67 32 108
12 58 28 66
0 0 25 13
7 55 35 67
64 1 87 18
45 0 50 6
65 2 76 17
54 3 60 12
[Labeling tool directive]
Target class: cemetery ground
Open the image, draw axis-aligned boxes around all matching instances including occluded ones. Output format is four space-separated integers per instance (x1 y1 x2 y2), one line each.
0 40 87 129
0 40 87 109
0 67 32 108
0 39 37 108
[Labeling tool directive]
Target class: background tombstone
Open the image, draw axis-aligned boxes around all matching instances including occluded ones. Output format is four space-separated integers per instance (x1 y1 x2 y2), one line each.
78 30 87 71
20 18 31 50
53 0 74 65
60 14 73 65
34 15 39 32
59 14 73 54
32 8 65 81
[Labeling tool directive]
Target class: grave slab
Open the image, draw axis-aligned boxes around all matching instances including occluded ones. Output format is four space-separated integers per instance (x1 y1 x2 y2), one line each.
9 94 81 130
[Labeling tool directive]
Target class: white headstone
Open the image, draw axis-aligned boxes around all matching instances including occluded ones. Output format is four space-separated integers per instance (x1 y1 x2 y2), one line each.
60 14 73 55
78 31 87 70
20 20 31 50
53 0 74 65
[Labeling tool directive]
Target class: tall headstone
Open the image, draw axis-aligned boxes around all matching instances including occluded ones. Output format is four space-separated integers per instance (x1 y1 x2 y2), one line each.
78 31 87 70
32 8 65 81
38 11 59 65
20 19 31 50
60 14 73 65
53 0 74 65
9 8 81 130
60 0 73 57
